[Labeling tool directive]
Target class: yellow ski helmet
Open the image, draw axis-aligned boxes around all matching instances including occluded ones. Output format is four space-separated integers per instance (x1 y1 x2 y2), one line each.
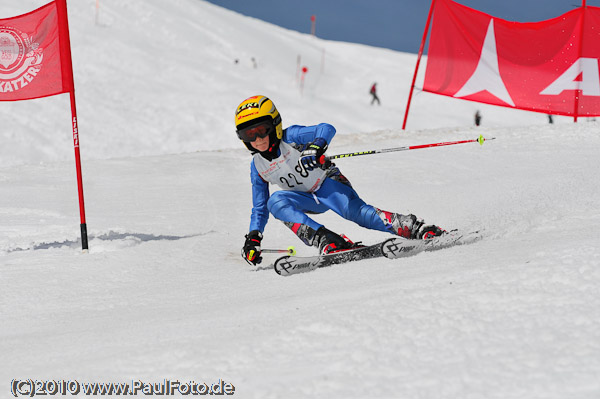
235 95 283 153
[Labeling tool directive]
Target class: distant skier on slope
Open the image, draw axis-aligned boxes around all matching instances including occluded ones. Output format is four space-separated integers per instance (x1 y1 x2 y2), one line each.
236 95 445 265
475 110 482 126
370 82 381 105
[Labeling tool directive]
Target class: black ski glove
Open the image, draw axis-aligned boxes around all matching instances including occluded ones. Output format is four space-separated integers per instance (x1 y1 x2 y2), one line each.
299 137 328 171
242 230 263 265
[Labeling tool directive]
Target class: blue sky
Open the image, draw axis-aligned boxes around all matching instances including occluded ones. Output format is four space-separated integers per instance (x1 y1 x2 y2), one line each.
204 0 595 54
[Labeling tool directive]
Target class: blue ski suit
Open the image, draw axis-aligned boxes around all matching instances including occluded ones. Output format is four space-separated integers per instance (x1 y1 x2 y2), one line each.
248 123 392 237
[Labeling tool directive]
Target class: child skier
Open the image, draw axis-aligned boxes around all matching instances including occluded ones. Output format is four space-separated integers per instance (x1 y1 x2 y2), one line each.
236 95 444 265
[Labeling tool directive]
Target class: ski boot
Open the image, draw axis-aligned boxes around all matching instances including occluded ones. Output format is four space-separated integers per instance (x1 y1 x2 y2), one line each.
376 209 445 240
314 226 356 254
283 222 356 254
416 224 446 240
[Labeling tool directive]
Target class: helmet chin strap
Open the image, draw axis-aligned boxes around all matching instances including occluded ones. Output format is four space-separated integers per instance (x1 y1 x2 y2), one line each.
259 139 280 161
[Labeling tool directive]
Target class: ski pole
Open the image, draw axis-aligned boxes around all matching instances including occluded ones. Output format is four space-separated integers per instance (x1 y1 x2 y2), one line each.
262 246 297 256
321 135 494 163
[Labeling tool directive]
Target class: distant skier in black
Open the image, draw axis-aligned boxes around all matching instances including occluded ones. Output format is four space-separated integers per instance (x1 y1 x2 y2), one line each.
474 110 482 126
370 83 380 105
548 114 554 124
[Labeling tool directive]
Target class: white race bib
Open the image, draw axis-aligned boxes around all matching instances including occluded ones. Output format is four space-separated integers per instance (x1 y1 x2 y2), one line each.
253 141 327 193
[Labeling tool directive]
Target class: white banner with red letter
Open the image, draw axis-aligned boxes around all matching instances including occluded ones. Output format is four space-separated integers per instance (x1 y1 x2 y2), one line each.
422 0 600 117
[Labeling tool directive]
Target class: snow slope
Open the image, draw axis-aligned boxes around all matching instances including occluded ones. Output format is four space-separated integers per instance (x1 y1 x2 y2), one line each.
1 1 599 398
1 0 570 168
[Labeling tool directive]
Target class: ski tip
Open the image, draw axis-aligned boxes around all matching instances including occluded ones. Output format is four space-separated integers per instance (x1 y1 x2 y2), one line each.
273 255 291 276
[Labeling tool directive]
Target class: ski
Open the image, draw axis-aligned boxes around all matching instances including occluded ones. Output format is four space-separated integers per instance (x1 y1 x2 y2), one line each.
272 230 482 276
273 241 385 276
381 229 482 259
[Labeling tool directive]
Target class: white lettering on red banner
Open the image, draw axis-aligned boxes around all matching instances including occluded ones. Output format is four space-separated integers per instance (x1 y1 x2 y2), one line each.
0 1 71 102
0 27 43 94
540 58 600 96
453 20 514 106
423 0 600 116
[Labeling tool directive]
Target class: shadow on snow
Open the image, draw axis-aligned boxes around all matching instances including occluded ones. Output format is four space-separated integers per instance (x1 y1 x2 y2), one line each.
4 230 215 253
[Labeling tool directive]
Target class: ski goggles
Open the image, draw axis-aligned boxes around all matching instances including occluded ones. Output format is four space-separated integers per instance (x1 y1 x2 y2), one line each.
237 121 273 143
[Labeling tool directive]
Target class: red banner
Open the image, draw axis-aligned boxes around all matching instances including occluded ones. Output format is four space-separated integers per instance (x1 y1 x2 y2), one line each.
423 0 600 117
0 1 72 101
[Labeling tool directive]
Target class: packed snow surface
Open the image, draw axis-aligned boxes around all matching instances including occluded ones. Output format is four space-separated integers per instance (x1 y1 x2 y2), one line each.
1 1 599 398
